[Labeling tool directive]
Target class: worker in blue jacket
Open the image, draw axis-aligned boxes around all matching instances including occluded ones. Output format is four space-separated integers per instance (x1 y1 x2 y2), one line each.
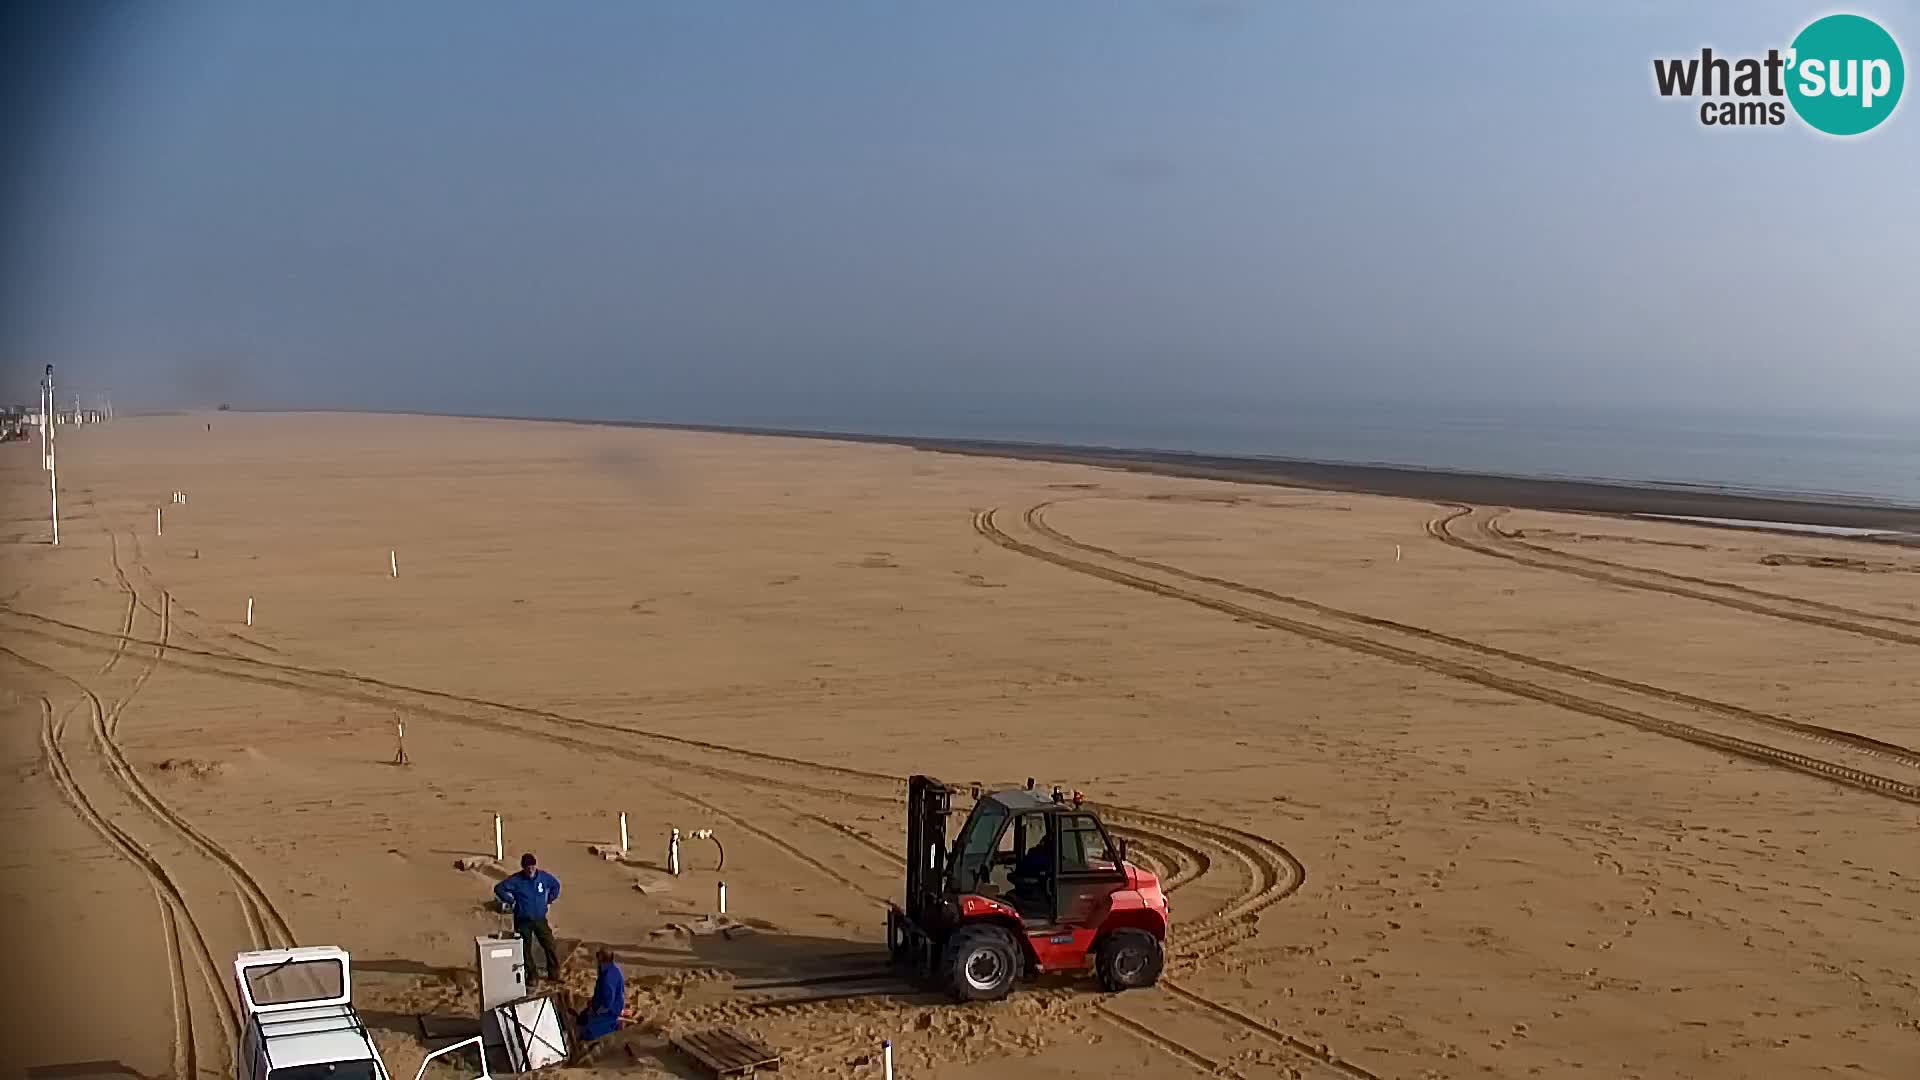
495 853 563 984
576 948 625 1042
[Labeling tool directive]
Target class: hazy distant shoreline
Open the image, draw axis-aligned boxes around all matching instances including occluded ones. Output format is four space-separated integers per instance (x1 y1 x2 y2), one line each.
215 408 1919 534
928 441 1920 537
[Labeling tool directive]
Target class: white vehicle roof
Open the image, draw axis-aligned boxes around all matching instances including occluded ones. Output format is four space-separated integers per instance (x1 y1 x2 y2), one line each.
253 1003 381 1071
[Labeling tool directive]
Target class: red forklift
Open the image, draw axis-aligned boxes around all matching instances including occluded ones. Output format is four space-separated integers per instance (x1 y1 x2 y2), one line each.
887 775 1169 1001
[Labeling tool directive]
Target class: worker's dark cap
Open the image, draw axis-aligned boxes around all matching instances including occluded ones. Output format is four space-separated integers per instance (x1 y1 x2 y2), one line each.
521 853 537 867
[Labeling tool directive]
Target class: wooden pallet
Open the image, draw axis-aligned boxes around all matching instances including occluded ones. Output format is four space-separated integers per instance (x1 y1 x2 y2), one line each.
671 1026 782 1077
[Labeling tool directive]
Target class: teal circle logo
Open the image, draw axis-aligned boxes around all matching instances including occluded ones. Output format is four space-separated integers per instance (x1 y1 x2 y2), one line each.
1786 14 1904 135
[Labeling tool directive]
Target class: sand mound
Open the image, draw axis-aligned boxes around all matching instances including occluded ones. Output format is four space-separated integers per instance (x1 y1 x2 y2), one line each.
151 757 227 781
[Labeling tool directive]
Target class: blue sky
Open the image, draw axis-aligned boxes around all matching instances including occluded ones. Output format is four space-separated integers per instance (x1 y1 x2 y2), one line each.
4 2 1916 423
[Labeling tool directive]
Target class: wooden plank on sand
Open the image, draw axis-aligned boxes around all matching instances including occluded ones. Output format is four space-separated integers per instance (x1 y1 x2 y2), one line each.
671 1026 782 1076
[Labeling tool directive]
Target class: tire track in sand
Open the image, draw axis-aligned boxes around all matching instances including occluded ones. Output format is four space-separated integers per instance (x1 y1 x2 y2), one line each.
1029 501 1920 773
0 599 1306 924
94 529 877 933
123 525 282 660
0 603 902 802
16 547 1351 1075
101 534 299 950
5 596 907 877
2 526 294 1075
1482 510 1920 631
617 802 1280 1077
978 507 1920 806
10 676 238 1080
94 531 137 677
44 553 1304 951
774 802 1358 1078
1433 505 1920 647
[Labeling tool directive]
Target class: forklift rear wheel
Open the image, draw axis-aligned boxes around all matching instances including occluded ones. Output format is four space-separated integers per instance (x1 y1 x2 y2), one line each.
1096 929 1164 992
944 925 1019 1002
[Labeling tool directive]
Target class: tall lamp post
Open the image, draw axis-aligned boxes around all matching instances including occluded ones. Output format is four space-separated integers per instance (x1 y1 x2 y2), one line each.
39 368 50 470
44 364 59 546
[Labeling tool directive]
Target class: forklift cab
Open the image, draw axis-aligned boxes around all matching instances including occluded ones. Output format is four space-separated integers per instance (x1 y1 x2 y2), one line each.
948 785 1128 929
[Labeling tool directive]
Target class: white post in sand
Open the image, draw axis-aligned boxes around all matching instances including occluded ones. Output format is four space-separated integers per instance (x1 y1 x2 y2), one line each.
668 829 681 876
717 881 727 915
40 372 54 472
883 1040 893 1080
494 815 504 862
1395 544 1402 563
157 507 163 536
390 550 398 578
43 366 58 545
246 597 254 626
47 428 58 547
48 453 59 546
619 812 629 854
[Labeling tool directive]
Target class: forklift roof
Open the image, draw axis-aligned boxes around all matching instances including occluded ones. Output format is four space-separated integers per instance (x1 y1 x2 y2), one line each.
981 788 1070 814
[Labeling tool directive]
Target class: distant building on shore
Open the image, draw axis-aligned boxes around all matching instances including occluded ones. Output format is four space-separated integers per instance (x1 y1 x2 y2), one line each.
2 403 109 428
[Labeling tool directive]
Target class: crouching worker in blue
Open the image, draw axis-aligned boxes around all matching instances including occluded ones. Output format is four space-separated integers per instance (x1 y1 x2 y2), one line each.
576 948 625 1042
495 853 563 985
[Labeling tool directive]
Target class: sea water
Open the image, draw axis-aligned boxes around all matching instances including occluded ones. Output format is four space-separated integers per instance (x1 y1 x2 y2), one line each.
626 397 1920 507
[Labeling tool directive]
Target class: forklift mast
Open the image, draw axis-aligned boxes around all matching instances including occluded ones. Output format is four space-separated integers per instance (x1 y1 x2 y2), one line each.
903 774 954 924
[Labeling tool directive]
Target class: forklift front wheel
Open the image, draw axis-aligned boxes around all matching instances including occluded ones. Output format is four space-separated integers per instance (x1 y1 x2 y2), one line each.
944 925 1019 1002
1096 929 1164 992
